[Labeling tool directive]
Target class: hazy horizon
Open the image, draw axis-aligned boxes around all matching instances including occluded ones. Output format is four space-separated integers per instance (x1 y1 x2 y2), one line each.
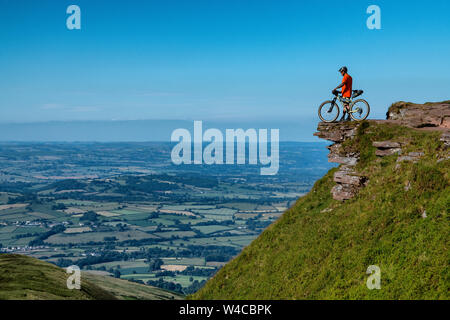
0 118 326 142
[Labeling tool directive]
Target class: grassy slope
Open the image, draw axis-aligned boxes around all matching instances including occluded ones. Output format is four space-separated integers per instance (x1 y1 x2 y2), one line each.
0 254 117 300
192 122 449 299
83 272 183 300
0 254 183 300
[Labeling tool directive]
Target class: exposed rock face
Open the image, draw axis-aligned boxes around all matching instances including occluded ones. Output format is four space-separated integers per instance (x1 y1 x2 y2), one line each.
315 100 449 201
314 122 358 142
386 101 450 129
325 142 359 165
314 122 366 201
331 165 368 201
333 166 366 186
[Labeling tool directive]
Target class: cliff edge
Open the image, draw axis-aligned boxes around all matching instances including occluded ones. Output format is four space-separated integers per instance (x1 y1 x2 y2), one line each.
314 101 449 201
192 101 449 300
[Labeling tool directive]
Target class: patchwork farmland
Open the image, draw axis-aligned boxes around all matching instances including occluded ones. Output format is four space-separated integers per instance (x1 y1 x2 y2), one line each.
0 142 333 295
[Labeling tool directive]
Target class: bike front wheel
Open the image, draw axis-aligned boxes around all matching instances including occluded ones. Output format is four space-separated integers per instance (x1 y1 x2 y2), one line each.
318 100 340 122
350 99 370 121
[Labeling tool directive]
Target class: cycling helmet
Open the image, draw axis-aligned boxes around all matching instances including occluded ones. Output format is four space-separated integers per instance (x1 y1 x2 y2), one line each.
339 66 348 73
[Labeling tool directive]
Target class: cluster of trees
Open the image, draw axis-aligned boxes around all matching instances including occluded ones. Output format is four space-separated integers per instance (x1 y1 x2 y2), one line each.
28 224 66 246
49 179 86 192
246 218 272 231
148 258 164 271
80 211 99 222
7 192 38 204
178 245 239 261
103 236 117 242
194 219 234 227
180 266 217 277
183 279 207 295
55 258 74 268
144 247 176 259
0 181 33 195
56 250 128 268
13 232 41 240
146 277 207 295
51 203 67 210
146 278 183 294
154 270 176 277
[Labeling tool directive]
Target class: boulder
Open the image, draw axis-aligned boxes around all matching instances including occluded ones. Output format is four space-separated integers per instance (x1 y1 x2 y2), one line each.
314 122 359 143
386 101 450 128
328 154 358 165
333 170 365 186
373 141 401 149
397 152 424 163
375 148 402 157
331 184 357 201
440 132 450 147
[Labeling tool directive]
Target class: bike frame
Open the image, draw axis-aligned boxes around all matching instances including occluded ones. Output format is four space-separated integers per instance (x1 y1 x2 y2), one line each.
330 95 360 114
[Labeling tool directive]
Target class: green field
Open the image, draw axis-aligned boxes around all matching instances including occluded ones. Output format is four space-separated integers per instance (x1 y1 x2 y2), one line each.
192 225 232 234
46 230 158 244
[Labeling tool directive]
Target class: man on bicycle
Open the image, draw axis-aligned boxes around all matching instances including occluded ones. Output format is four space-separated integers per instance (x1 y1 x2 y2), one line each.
334 66 352 121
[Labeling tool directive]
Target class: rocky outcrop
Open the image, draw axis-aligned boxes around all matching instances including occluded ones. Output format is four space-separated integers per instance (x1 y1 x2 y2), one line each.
397 152 424 163
386 101 450 129
314 123 366 201
440 132 450 147
331 165 368 201
373 141 402 157
314 122 359 143
315 100 449 201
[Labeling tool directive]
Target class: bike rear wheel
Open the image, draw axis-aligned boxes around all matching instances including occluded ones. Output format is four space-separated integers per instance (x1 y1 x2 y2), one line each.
318 100 340 122
350 99 370 121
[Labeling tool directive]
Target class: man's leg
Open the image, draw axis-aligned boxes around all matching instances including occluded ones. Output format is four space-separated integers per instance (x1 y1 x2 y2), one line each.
344 102 351 121
340 103 349 121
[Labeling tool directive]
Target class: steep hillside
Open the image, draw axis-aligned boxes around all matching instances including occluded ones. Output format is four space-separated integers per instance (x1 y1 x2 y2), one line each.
0 254 182 300
0 254 116 300
192 102 449 300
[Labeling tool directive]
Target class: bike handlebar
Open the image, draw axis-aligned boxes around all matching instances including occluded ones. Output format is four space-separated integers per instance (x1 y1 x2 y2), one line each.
332 89 364 97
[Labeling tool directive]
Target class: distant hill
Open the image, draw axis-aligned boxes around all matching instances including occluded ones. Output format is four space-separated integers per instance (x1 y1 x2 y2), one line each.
0 118 320 142
0 254 182 300
0 254 116 300
83 272 183 300
191 101 449 299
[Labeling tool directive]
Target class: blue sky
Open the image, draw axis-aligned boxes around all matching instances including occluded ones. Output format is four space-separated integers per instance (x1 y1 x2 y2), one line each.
0 0 449 125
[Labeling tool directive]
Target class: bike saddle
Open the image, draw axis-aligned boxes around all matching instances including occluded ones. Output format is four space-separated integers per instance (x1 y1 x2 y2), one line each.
352 90 363 98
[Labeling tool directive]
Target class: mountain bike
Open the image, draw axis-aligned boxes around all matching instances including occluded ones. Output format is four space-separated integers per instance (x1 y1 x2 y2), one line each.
318 90 370 122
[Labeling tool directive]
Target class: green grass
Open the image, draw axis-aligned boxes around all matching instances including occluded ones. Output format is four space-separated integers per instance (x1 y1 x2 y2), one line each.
192 225 233 234
191 122 449 300
0 254 116 300
83 273 184 300
0 254 183 300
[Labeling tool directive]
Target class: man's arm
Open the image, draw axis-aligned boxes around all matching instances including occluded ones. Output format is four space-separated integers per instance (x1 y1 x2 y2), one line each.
334 83 344 91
